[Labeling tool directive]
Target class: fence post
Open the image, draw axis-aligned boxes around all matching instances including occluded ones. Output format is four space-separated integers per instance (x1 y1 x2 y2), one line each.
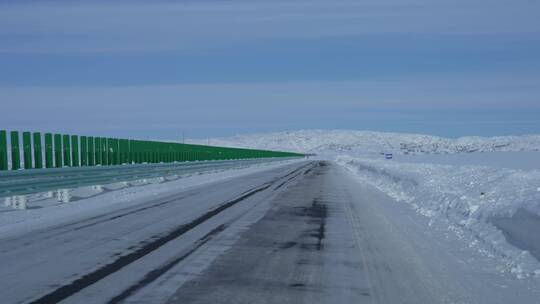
0 130 7 170
80 136 87 166
71 135 79 166
33 132 43 169
11 131 21 170
45 133 53 168
63 135 71 166
54 134 62 167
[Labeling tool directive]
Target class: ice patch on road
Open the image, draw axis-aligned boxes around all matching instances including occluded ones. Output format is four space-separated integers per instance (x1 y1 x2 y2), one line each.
337 155 540 278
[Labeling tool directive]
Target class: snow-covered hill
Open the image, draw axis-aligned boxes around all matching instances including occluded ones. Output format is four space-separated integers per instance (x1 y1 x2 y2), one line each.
193 129 540 156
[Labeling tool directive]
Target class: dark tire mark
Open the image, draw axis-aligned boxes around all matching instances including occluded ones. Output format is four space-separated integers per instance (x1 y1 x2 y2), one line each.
107 224 227 304
289 283 305 288
273 163 316 190
72 195 190 231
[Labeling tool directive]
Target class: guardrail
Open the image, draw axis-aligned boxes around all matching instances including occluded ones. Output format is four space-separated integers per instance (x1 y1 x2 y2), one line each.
0 158 298 199
0 130 303 171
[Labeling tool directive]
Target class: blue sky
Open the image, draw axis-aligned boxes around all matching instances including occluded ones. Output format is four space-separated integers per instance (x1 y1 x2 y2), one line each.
1 0 539 139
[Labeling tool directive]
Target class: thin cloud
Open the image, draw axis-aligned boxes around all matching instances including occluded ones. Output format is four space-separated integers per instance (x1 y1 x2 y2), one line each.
1 0 539 53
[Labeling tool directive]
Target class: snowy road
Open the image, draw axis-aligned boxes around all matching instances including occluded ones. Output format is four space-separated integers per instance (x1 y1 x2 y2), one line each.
1 161 538 303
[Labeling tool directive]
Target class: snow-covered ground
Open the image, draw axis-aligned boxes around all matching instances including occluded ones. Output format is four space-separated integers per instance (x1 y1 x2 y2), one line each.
197 129 540 279
393 151 540 170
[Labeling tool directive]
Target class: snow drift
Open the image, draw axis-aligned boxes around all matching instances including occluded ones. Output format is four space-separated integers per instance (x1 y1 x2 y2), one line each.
337 155 540 278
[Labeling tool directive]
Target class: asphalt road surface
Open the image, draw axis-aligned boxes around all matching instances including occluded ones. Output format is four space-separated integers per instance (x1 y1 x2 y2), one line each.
1 160 533 303
164 161 445 304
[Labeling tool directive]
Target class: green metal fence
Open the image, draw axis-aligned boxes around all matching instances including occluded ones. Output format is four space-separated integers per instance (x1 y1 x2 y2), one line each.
0 129 303 171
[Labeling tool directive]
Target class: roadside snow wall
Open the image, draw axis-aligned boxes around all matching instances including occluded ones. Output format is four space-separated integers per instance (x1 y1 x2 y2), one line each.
337 155 540 278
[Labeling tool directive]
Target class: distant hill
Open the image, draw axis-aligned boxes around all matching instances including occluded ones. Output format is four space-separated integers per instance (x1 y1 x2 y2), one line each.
190 130 540 156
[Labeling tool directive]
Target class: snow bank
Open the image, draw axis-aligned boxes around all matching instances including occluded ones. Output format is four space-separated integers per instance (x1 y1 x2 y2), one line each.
393 151 540 170
337 155 540 278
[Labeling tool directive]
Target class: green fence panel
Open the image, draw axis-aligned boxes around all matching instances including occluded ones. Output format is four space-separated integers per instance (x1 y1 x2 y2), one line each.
101 137 108 166
121 139 126 164
123 139 129 164
88 137 95 166
145 142 151 163
94 137 101 165
118 139 126 164
130 140 136 164
80 136 87 166
33 132 43 169
150 143 154 163
125 139 131 164
10 131 21 170
22 132 32 169
44 133 53 168
107 138 114 165
0 130 303 170
128 140 135 164
132 140 136 164
54 134 62 168
0 130 7 170
117 139 121 165
106 138 112 165
63 135 71 167
140 141 146 163
71 135 79 166
114 138 119 165
118 139 124 164
142 141 147 163
145 142 149 163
